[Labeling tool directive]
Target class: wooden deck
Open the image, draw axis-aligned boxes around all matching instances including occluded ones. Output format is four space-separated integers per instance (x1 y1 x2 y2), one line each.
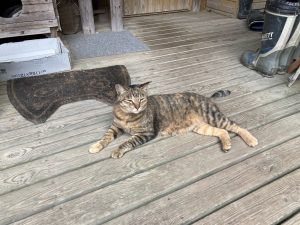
1 12 300 225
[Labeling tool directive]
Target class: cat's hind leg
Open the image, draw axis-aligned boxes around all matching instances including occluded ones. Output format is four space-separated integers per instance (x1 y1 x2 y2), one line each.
223 122 258 147
209 107 258 148
193 123 232 152
89 124 122 153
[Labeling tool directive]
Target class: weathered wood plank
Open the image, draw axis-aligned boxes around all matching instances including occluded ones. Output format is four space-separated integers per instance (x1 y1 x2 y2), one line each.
194 170 300 225
127 15 234 31
0 111 112 151
21 2 55 14
0 101 110 133
124 12 222 30
144 26 251 47
126 17 237 34
140 26 246 44
129 59 249 89
281 212 300 225
76 43 258 78
8 116 300 225
139 21 249 43
106 168 300 225
219 81 300 116
0 20 57 32
0 100 110 132
127 42 256 77
131 18 242 37
0 28 51 39
124 13 226 31
72 34 259 71
123 12 223 30
123 11 222 25
0 12 55 25
0 1 56 31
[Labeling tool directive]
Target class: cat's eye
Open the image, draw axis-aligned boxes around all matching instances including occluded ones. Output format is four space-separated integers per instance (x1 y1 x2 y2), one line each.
140 98 146 101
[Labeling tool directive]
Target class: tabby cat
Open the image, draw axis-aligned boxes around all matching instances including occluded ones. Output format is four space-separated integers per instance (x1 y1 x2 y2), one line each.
89 82 258 158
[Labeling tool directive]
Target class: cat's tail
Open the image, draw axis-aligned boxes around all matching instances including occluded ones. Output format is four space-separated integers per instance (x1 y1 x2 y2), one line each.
210 90 231 98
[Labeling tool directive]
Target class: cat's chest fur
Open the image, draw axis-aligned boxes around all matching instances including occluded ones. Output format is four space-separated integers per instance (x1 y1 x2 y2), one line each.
113 109 151 134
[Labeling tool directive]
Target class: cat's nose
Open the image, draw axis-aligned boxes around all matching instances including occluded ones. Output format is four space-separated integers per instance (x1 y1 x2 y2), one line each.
133 103 139 110
133 101 140 110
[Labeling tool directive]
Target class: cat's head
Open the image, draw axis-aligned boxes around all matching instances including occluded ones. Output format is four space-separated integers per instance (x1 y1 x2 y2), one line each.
115 82 151 114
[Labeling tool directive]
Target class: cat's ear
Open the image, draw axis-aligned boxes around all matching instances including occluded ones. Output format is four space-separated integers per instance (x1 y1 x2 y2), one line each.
115 84 127 95
139 81 151 91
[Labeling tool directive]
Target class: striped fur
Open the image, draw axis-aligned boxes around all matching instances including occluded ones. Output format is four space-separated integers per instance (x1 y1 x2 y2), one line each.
210 90 231 98
89 82 258 158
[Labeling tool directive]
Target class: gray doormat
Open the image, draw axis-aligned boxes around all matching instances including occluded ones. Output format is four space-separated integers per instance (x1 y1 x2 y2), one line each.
62 31 149 60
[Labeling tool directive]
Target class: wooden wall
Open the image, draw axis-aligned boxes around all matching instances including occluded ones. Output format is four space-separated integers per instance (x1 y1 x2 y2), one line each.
207 0 237 17
0 0 58 39
207 0 266 18
124 0 193 16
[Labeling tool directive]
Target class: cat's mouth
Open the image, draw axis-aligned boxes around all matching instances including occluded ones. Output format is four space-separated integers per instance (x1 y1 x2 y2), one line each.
132 109 141 114
131 107 146 114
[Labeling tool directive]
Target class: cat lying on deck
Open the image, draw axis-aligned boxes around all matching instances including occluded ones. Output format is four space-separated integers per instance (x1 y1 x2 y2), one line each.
89 82 258 158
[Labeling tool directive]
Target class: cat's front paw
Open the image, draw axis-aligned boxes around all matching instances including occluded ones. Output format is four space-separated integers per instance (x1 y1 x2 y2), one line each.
111 149 124 159
89 142 104 153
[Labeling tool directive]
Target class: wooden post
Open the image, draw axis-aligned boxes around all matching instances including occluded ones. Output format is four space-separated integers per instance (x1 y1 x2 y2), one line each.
50 27 58 37
110 0 123 31
200 0 207 11
192 0 201 12
78 0 95 34
52 0 61 31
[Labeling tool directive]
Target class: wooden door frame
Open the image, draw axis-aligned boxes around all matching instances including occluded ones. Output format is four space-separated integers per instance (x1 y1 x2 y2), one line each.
78 0 204 34
78 0 123 33
110 0 123 31
191 0 208 12
200 0 207 11
192 0 201 12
